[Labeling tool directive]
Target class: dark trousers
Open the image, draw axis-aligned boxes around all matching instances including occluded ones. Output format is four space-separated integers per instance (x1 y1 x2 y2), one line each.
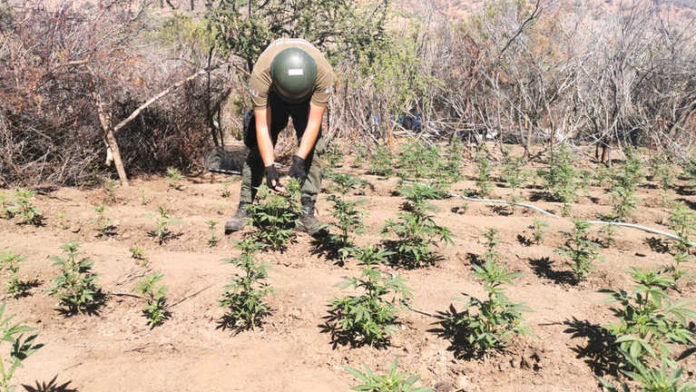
239 94 325 205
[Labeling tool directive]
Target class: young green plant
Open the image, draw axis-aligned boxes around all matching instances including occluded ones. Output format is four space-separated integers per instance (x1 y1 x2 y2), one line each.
48 242 103 315
135 272 170 328
92 204 116 236
501 154 529 201
325 145 344 168
599 351 696 392
0 193 10 220
600 223 617 249
0 252 26 297
147 207 181 245
555 220 600 283
166 168 184 190
322 195 365 263
9 190 42 226
246 179 302 251
475 145 494 198
0 303 43 392
445 239 530 357
129 245 148 267
539 145 580 216
370 146 395 177
207 220 219 247
326 249 412 346
325 171 368 195
344 359 433 392
221 182 232 198
219 239 273 330
382 186 453 268
531 219 548 245
103 177 118 203
138 187 150 205
601 268 696 365
667 202 695 286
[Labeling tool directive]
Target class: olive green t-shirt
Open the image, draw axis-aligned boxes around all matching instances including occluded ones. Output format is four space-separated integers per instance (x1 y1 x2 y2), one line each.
248 38 334 109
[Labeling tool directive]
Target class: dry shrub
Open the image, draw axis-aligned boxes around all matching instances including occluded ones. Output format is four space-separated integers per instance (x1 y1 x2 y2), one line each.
0 1 229 187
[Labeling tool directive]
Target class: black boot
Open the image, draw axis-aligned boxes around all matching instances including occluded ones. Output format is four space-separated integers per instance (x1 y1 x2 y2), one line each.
224 202 249 234
298 198 322 235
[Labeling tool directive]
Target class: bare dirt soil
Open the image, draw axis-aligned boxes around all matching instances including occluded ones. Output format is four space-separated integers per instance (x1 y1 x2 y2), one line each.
2 152 695 392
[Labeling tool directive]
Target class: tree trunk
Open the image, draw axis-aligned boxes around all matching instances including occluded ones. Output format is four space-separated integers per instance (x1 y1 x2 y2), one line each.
94 95 129 187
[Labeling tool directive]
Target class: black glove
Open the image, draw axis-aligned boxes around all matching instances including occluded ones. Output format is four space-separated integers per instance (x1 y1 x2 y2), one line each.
288 155 307 184
265 165 282 189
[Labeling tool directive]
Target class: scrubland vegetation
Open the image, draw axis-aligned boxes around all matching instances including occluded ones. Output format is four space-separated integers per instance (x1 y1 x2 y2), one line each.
0 0 696 391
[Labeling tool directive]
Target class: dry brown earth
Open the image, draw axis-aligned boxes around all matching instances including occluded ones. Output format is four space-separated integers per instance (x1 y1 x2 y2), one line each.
2 147 695 391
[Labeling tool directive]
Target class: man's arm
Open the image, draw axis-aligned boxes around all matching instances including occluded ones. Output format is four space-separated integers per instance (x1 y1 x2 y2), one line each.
255 108 274 166
296 103 325 159
255 107 285 191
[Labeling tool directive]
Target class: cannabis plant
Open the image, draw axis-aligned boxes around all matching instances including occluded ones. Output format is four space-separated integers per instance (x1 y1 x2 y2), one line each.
219 239 272 330
147 207 180 244
207 220 219 247
135 272 169 328
595 164 615 189
48 242 103 315
441 138 465 183
322 195 365 263
397 141 443 180
0 193 10 220
398 183 449 201
669 202 695 254
55 212 67 230
370 146 395 177
615 149 645 192
555 220 600 283
599 351 696 392
475 145 494 198
129 245 148 267
345 359 433 392
166 168 184 190
601 268 696 364
354 245 394 266
0 253 25 298
651 156 676 192
325 145 344 168
351 143 368 169
611 185 638 221
453 201 469 215
600 224 617 249
327 263 412 346
103 177 118 203
664 203 696 285
325 171 368 195
221 182 232 198
138 187 150 206
501 155 528 197
481 228 501 265
0 303 43 392
92 205 116 236
539 146 580 216
9 190 42 226
382 194 453 269
246 179 302 251
447 257 530 357
531 219 548 245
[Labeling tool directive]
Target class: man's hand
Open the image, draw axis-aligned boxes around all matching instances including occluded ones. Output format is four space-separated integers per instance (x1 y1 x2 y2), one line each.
288 155 307 184
265 165 285 192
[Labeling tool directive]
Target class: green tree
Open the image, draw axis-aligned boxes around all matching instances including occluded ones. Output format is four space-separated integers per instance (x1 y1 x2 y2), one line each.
205 0 390 71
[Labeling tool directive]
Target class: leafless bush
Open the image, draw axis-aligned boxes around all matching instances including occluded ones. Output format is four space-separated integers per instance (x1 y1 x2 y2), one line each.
0 1 230 187
424 0 696 159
